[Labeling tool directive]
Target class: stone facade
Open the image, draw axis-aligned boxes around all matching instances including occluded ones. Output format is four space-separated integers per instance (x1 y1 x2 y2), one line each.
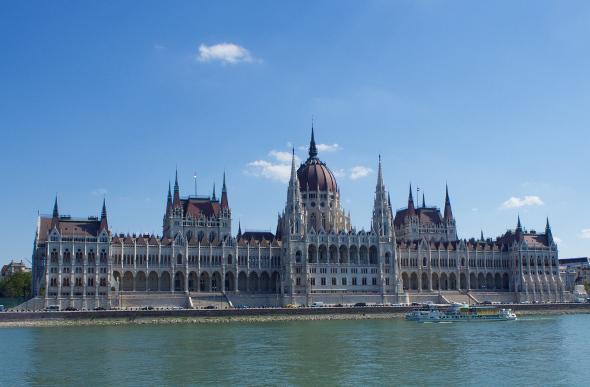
30 129 565 309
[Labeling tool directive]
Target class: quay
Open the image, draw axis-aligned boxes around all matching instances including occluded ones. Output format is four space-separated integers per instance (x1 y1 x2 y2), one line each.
1 302 589 327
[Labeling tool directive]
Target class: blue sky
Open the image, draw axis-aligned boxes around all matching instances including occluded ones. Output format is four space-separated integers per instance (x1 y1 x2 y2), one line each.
2 1 590 267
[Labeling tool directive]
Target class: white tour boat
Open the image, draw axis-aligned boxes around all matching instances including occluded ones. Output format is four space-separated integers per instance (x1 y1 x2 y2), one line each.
406 302 517 322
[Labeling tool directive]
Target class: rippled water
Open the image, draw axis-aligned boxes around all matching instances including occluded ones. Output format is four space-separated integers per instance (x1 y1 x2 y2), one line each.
2 315 589 386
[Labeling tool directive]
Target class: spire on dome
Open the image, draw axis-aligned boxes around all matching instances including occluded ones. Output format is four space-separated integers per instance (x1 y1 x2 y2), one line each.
309 125 318 159
481 230 484 241
212 182 216 201
516 215 522 230
422 193 425 208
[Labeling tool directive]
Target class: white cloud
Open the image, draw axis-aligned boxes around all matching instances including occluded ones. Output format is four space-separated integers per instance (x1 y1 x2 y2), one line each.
197 43 259 64
245 151 301 184
554 237 562 244
500 196 544 209
91 188 108 195
350 166 372 180
298 143 340 152
332 168 346 177
286 141 293 148
577 229 590 239
472 208 478 212
153 44 166 50
268 150 294 164
317 143 340 152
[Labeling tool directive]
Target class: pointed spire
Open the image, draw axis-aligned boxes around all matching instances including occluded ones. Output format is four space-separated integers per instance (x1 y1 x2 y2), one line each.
221 173 229 209
167 182 172 202
290 148 298 183
100 199 108 232
51 195 60 230
376 155 384 190
422 193 425 208
388 192 392 209
172 169 180 208
481 230 484 241
101 198 107 219
222 172 227 194
546 217 553 245
52 195 59 218
212 182 216 201
309 125 318 159
237 221 242 240
407 183 416 216
516 215 522 232
443 184 453 220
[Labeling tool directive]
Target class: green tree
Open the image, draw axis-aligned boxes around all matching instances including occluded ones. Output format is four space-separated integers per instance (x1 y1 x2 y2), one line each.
0 271 32 298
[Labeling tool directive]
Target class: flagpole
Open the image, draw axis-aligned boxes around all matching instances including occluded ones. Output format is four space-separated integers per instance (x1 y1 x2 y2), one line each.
194 172 197 197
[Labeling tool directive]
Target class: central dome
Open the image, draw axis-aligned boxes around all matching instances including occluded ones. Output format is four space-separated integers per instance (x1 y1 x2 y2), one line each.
297 128 338 193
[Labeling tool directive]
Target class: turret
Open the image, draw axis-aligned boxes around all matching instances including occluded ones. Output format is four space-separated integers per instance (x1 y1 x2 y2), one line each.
165 182 172 218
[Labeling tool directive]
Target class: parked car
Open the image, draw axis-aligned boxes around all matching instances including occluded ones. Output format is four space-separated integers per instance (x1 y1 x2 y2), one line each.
311 302 324 307
94 306 106 310
65 306 79 311
204 305 216 309
141 306 155 310
44 305 60 311
236 305 248 309
354 302 367 307
171 306 183 310
284 304 296 308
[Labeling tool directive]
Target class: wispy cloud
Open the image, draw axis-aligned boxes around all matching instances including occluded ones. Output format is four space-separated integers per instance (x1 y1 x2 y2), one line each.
91 188 108 195
578 229 590 239
500 196 544 209
554 237 562 244
246 151 301 183
197 43 260 64
298 143 340 152
350 166 372 180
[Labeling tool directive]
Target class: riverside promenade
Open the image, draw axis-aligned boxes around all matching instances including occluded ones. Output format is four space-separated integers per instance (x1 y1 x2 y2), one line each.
1 302 589 327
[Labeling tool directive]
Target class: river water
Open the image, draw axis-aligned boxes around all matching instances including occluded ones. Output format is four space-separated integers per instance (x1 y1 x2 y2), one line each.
1 314 589 386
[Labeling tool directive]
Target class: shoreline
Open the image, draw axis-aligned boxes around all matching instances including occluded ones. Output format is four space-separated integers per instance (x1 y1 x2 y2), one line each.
1 307 588 328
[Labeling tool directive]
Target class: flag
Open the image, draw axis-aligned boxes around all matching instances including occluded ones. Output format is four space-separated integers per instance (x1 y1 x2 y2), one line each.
193 173 197 178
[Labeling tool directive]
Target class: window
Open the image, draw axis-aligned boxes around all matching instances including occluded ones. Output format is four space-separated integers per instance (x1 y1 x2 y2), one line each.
75 278 83 286
341 277 347 286
332 277 337 286
296 277 301 286
372 277 377 286
100 278 107 286
88 278 94 286
63 278 71 287
352 277 357 286
310 278 316 286
362 277 367 286
321 277 326 286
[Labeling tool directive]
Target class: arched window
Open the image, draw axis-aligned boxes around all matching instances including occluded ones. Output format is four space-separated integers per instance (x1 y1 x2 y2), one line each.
423 257 427 267
177 254 183 265
209 231 216 242
227 254 233 265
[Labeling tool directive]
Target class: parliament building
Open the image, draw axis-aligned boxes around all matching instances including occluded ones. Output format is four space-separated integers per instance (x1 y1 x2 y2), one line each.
30 129 565 309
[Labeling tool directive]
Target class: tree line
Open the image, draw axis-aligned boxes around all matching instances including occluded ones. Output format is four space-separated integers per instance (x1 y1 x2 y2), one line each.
0 271 31 298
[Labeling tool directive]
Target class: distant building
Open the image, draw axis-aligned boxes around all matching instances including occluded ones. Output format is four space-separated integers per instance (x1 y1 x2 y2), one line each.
1 260 29 279
30 129 566 309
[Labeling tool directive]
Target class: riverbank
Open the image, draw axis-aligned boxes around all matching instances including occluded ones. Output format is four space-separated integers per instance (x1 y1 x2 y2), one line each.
1 303 589 328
